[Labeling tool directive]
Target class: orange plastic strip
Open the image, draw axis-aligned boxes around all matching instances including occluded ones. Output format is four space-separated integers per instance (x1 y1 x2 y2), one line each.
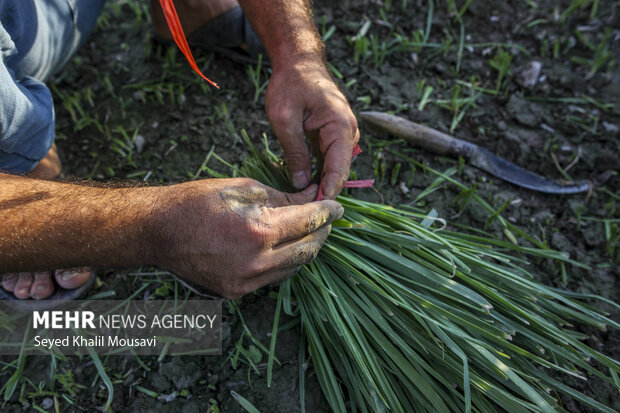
159 0 220 89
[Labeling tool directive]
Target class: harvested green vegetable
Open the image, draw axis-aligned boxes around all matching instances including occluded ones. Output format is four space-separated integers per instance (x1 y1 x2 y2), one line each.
240 132 620 413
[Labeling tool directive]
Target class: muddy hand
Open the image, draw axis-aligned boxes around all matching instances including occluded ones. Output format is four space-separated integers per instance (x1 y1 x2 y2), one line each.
156 178 343 299
265 59 360 199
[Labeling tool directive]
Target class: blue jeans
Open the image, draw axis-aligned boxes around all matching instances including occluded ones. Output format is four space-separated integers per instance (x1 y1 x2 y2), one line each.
0 0 104 174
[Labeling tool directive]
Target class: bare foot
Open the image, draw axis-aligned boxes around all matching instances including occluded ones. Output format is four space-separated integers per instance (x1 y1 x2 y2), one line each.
1 269 92 300
28 143 62 180
150 0 239 39
2 145 91 300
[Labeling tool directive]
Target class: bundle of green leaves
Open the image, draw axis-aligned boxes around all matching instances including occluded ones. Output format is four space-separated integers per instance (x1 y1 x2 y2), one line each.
240 133 620 413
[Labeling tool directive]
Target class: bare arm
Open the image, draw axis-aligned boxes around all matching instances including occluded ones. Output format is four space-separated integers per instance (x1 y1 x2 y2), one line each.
0 173 159 271
238 0 323 69
0 174 342 298
239 0 360 199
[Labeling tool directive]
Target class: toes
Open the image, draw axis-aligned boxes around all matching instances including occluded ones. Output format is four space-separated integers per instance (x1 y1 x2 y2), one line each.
30 272 55 300
13 273 34 299
1 273 18 292
54 267 92 290
2 268 91 300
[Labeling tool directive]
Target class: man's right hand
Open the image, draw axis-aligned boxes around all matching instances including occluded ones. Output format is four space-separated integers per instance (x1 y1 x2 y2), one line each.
155 178 343 299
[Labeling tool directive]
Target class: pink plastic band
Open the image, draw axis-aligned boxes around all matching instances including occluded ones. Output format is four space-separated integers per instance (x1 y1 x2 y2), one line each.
315 144 374 201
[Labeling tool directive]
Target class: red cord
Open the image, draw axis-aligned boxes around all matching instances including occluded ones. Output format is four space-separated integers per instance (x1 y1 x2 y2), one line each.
159 0 220 88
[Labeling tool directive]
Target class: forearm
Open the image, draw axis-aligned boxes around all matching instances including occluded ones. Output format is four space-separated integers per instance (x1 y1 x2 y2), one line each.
239 0 324 70
0 174 162 272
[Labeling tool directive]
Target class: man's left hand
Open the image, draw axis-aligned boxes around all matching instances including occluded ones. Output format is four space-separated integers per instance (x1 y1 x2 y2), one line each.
265 58 359 200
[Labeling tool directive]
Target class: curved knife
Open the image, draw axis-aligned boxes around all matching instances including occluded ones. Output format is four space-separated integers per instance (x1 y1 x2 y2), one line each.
360 111 590 194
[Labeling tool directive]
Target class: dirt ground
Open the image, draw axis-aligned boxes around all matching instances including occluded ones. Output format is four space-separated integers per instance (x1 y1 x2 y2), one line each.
1 0 619 411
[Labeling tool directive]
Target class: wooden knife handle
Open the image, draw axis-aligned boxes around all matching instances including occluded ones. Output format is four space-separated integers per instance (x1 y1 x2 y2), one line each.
360 112 477 158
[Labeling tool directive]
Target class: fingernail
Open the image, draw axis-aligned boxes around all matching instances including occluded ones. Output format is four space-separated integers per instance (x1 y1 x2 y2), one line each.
323 176 340 199
336 205 344 219
327 205 344 223
292 171 309 189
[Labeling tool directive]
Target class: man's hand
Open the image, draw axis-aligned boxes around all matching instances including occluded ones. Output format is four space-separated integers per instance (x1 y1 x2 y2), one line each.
0 175 342 299
239 0 359 199
152 178 342 299
266 59 359 199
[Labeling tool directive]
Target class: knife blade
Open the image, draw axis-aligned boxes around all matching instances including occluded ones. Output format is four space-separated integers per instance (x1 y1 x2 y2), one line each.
360 111 590 194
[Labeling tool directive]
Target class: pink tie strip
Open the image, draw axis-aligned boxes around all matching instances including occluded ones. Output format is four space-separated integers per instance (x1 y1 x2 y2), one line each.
316 144 374 201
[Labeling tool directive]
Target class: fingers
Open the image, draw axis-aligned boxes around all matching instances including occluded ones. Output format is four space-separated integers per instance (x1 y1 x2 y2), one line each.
253 266 302 290
267 200 343 245
271 224 331 266
268 105 312 189
319 122 360 199
225 265 301 300
245 224 332 294
264 183 319 208
224 221 333 299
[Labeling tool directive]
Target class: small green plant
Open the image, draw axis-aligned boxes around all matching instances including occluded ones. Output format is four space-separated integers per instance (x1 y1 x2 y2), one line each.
356 95 371 109
247 54 269 103
351 19 372 63
446 0 474 20
231 391 261 413
604 220 620 261
56 370 87 396
215 102 239 143
325 61 343 79
370 35 389 67
488 48 513 92
571 27 614 79
417 84 434 111
320 15 336 42
109 125 139 167
434 84 480 132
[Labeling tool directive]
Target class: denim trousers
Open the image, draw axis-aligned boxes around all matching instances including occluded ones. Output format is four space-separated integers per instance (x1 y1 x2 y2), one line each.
0 0 104 174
